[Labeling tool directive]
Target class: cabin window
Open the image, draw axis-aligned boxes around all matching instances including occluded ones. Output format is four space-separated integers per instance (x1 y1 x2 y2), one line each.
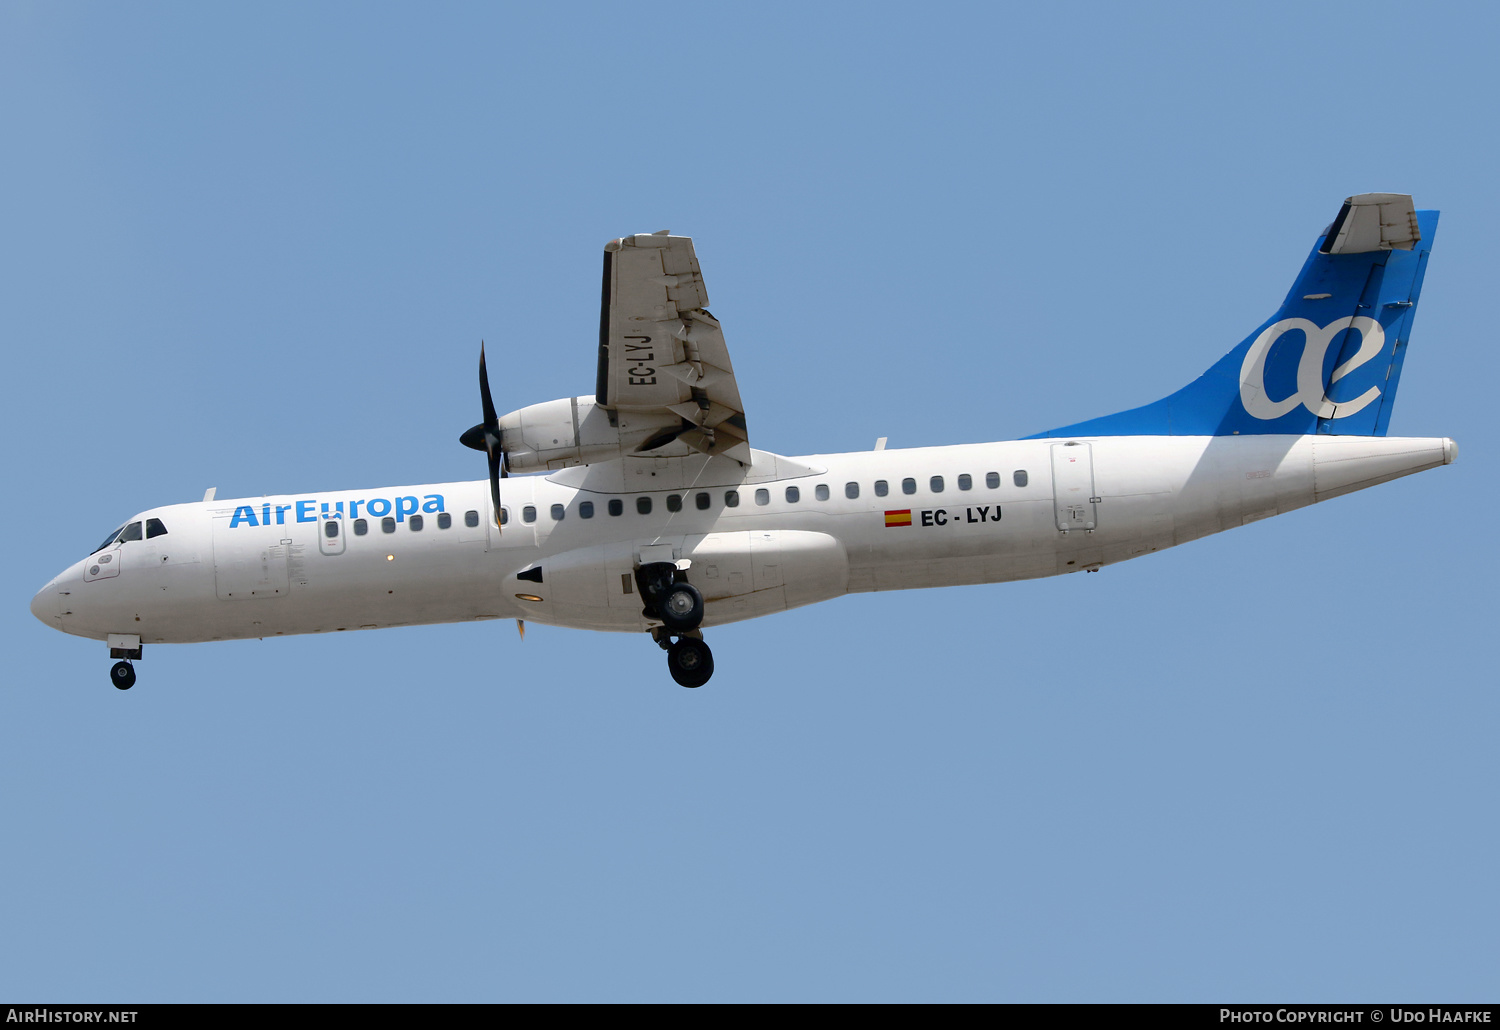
815 484 830 501
437 512 452 529
636 496 652 515
499 508 509 526
354 519 369 536
725 490 740 508
785 486 800 503
874 480 889 497
551 503 565 521
986 472 1000 489
118 521 143 542
608 499 623 516
323 520 340 539
755 488 770 506
695 491 711 510
579 501 594 519
845 482 859 499
409 514 424 531
1013 470 1029 487
958 474 972 491
146 518 168 539
930 476 944 493
381 517 396 534
666 494 683 513
902 478 917 495
523 506 537 523
465 510 480 528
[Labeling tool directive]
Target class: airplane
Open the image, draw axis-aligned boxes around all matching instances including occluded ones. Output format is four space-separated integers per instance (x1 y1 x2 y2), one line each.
30 193 1456 690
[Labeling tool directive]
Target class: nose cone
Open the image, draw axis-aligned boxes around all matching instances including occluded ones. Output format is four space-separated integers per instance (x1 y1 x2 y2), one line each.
31 577 61 626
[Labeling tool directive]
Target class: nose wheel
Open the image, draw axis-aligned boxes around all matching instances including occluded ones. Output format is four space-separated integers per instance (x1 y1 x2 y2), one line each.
110 661 136 690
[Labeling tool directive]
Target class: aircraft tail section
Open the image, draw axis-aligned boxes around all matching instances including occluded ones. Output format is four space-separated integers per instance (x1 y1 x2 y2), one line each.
1029 194 1438 439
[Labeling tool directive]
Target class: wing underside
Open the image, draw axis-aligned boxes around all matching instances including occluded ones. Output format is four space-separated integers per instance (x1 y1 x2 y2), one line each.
596 233 750 464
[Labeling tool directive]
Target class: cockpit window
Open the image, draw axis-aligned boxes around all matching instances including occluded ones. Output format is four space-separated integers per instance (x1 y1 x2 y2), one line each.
146 518 168 539
118 521 143 543
92 525 125 554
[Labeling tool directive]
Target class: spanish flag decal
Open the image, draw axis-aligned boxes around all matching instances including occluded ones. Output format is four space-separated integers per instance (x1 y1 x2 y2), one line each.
884 509 912 527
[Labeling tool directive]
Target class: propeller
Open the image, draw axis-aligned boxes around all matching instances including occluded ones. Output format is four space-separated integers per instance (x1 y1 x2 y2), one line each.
459 342 506 531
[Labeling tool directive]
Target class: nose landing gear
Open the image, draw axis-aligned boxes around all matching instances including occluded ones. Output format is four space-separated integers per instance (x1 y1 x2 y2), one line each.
107 635 141 690
110 661 136 690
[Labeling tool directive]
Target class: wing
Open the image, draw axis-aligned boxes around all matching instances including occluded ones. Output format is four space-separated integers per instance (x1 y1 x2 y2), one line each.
595 232 751 465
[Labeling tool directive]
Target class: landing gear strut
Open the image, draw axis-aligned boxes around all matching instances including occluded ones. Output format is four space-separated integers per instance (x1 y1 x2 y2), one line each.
110 661 136 690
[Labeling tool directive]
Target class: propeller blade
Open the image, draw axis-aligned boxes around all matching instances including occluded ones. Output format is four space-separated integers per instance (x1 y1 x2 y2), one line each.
479 342 498 430
488 447 504 531
459 341 507 532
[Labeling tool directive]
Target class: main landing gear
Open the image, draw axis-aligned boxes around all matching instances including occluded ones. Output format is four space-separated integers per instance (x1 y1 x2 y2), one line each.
654 629 714 688
639 562 714 688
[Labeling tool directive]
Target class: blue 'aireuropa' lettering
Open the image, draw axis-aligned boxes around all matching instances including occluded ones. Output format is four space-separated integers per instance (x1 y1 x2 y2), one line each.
229 494 446 528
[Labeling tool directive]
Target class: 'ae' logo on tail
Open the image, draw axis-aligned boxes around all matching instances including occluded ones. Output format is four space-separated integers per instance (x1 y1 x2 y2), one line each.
1239 317 1385 421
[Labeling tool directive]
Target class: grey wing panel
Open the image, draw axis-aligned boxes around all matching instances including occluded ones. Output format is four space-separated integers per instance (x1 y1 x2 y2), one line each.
596 232 750 463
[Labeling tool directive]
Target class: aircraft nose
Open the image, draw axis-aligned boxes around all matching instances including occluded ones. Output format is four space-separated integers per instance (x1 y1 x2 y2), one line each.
30 577 60 625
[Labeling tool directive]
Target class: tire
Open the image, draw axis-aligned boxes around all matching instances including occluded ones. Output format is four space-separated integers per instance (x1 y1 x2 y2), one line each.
658 582 705 633
110 661 136 690
667 637 714 688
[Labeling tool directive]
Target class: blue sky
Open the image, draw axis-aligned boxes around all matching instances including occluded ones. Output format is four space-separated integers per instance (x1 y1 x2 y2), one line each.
3 2 1495 1002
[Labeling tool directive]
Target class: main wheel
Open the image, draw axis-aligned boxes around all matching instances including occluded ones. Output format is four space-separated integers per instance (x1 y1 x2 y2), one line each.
658 582 705 633
666 637 714 688
110 661 136 690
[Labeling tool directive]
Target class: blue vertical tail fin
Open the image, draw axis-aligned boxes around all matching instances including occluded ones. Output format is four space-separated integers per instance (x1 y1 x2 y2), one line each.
1030 194 1438 439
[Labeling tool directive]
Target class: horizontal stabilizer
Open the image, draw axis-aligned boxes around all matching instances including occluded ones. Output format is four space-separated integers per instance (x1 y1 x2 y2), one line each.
1320 193 1420 254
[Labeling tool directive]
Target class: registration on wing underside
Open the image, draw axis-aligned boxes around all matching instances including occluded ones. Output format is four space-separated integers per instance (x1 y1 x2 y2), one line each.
597 232 750 464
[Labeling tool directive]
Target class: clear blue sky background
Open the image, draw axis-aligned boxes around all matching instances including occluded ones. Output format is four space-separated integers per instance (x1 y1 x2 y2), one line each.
3 2 1495 1003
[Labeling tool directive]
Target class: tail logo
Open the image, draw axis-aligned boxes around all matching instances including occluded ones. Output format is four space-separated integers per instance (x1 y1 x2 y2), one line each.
1239 317 1386 421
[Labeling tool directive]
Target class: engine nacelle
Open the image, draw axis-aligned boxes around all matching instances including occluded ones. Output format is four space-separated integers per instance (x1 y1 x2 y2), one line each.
498 396 679 473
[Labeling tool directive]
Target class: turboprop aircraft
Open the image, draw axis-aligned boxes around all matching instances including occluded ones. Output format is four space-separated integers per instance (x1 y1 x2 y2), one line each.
30 193 1456 689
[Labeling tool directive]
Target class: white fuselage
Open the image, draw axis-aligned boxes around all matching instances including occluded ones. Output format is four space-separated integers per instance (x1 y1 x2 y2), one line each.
31 434 1456 645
